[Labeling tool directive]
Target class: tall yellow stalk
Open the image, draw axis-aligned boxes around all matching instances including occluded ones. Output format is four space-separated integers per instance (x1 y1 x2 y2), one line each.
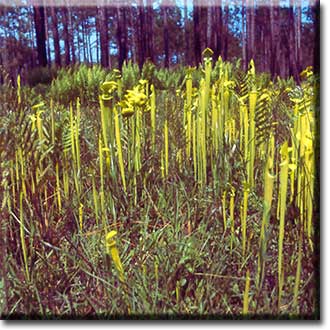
18 147 27 199
248 91 257 188
99 137 107 234
55 162 62 212
17 74 21 104
222 190 227 231
242 182 249 258
19 192 29 282
106 231 125 281
164 119 169 178
134 107 142 173
230 187 236 252
69 103 79 199
243 270 250 315
161 150 165 179
10 162 16 208
99 95 109 153
239 103 244 151
278 141 289 311
113 106 126 192
203 48 213 142
105 230 131 314
69 103 76 164
75 98 81 176
36 109 44 143
198 79 207 186
79 203 84 231
192 115 197 181
63 151 69 198
302 112 315 251
150 84 156 153
243 104 249 163
50 98 55 145
185 72 193 159
289 104 299 203
258 134 275 289
211 86 219 157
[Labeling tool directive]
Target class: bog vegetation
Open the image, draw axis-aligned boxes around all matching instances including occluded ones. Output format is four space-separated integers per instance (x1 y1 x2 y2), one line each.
0 51 318 318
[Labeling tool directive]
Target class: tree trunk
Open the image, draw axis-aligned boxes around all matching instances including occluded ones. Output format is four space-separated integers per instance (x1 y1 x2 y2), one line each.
215 0 222 59
117 6 127 69
33 6 48 67
263 7 271 73
295 0 302 74
184 0 190 65
289 1 299 81
125 7 132 62
62 6 71 65
270 0 280 78
146 0 154 62
68 6 76 64
82 19 88 62
50 5 61 66
44 8 51 67
116 6 122 67
122 8 128 63
87 23 93 63
130 9 136 62
260 26 265 71
0 53 3 84
98 4 109 68
206 3 212 49
162 5 169 68
312 0 320 74
193 0 201 65
77 24 81 63
279 13 288 78
130 7 138 63
242 0 247 70
96 29 100 63
211 6 217 54
223 1 229 61
138 0 146 69
200 6 207 52
247 0 255 61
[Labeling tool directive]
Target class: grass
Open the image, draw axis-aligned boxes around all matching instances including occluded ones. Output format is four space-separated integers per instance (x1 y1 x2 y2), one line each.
0 57 319 319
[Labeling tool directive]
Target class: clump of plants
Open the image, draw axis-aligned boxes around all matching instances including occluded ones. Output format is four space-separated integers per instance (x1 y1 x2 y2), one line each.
1 53 318 319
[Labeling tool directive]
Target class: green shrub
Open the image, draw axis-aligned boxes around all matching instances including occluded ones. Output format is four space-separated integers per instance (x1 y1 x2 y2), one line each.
49 64 113 106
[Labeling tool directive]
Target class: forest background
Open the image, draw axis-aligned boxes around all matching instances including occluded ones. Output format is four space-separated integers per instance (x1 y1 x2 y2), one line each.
0 0 319 85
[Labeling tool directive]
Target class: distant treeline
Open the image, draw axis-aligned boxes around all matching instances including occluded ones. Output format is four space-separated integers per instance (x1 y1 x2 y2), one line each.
0 0 319 83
